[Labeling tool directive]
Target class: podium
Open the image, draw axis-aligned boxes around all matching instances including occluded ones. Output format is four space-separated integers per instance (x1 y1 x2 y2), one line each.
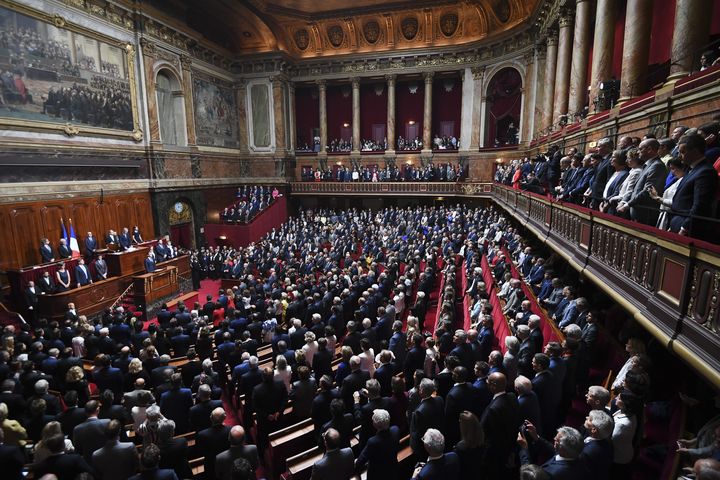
133 266 179 307
106 247 149 277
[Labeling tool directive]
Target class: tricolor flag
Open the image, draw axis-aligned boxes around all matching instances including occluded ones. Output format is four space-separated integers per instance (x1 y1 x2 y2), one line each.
68 218 81 258
60 218 69 245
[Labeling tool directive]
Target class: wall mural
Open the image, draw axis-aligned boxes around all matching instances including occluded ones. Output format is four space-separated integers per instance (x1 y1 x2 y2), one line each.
250 83 271 149
192 72 239 148
0 4 139 138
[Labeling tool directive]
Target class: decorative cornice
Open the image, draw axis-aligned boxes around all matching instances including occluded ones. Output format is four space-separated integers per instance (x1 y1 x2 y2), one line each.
180 54 193 70
384 74 397 84
140 37 157 57
471 66 485 80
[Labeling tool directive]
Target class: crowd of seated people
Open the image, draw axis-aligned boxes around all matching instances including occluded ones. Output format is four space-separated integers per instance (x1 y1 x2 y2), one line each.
432 134 460 150
301 162 466 182
397 136 423 151
219 186 280 225
495 119 720 243
3 203 718 480
361 139 387 152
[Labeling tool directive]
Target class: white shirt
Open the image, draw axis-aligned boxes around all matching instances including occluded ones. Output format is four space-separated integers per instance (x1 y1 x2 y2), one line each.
359 349 376 376
612 411 637 464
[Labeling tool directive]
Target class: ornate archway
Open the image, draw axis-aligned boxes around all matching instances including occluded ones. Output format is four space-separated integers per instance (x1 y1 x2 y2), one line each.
168 199 195 249
483 66 522 147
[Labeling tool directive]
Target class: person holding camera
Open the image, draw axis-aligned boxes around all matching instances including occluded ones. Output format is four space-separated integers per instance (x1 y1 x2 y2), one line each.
517 421 586 479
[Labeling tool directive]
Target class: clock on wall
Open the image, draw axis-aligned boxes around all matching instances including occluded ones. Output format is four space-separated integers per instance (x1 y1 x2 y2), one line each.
174 202 184 213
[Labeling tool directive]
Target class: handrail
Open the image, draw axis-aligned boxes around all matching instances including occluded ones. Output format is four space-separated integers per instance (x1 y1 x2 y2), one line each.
110 282 134 311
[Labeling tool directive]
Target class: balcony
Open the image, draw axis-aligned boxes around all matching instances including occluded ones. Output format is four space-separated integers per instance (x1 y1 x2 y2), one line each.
290 181 494 196
491 184 720 387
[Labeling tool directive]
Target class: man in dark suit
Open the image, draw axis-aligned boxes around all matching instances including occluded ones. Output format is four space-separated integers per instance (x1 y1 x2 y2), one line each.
0 426 25 480
341 356 371 411
481 373 522 479
92 419 140 480
196 408 231 480
105 229 119 246
58 238 72 259
215 425 260 480
669 133 718 241
588 137 614 209
24 281 39 322
311 428 354 480
84 232 97 258
252 367 288 454
145 253 156 273
128 443 178 480
33 433 95 479
289 366 317 420
515 375 543 437
412 428 461 480
95 254 108 280
0 379 26 420
531 353 560 439
618 138 667 225
189 384 223 432
528 316 544 354
355 408 399 480
75 258 92 288
518 423 588 480
403 333 426 386
516 325 535 379
410 378 445 458
373 350 395 397
72 400 111 463
93 354 123 400
159 373 193 434
444 366 485 449
118 227 132 251
312 375 339 431
40 237 55 263
38 271 55 294
156 304 174 329
353 379 390 450
580 410 614 480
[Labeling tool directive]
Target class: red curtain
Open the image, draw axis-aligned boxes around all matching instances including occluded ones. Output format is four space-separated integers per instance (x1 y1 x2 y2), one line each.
713 0 720 35
432 77 462 138
360 83 387 141
170 223 192 249
484 67 522 146
294 86 319 149
612 0 627 80
396 80 425 142
327 85 353 142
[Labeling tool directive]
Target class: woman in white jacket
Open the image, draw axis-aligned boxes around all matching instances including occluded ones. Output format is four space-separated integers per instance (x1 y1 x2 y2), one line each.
612 389 643 479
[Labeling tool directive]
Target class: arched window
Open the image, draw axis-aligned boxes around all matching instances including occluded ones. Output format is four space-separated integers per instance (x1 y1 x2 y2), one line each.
484 67 522 147
156 70 186 146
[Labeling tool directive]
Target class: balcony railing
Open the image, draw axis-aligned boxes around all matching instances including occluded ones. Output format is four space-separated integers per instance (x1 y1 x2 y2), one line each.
290 181 493 196
491 184 720 387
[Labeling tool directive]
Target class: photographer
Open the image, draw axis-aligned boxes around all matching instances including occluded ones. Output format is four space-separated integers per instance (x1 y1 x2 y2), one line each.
517 421 586 479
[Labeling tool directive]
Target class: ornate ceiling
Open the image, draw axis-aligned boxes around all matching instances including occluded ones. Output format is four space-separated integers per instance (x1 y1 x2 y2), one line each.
142 0 541 59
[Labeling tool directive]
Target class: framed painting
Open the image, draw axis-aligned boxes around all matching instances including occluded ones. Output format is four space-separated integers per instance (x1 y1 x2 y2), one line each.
0 2 142 141
192 72 239 148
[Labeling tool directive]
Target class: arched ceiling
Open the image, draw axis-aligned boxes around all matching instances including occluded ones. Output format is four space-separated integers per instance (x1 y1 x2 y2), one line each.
144 0 541 58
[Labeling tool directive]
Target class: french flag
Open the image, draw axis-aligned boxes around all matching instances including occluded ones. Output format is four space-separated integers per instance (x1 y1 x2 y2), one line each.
68 218 81 258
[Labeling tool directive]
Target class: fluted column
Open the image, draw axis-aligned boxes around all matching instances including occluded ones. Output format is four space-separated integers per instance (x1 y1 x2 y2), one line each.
542 32 558 132
468 67 484 150
589 0 616 112
533 44 546 139
422 72 434 152
667 0 713 81
351 77 360 154
317 80 327 154
619 0 654 101
521 52 535 144
553 11 574 125
235 79 249 153
386 74 396 153
568 0 592 118
179 55 196 146
288 82 296 151
140 38 160 142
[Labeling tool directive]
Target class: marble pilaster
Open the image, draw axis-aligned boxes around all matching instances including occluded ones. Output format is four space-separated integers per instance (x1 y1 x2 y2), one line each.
386 74 396 153
521 52 535 144
568 0 592 118
288 82 296 151
422 72 434 153
317 80 327 155
179 55 196 146
351 77 360 155
533 44 546 139
553 11 574 125
542 33 558 132
469 67 484 150
235 79 248 153
589 0 616 111
667 0 713 81
271 76 286 152
619 0 653 101
459 67 475 151
140 38 160 143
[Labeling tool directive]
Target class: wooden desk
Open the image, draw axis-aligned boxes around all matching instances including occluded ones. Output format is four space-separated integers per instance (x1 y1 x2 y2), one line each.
36 276 132 321
133 266 179 307
160 255 191 278
106 247 149 277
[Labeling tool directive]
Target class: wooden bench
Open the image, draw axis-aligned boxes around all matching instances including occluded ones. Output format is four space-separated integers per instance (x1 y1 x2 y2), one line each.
268 417 317 478
166 291 199 312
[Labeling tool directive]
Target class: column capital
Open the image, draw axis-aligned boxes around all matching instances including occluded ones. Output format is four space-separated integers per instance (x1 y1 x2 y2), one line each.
546 31 559 46
384 74 397 84
351 77 360 88
315 79 327 88
471 66 485 80
139 37 156 57
423 71 435 83
523 51 535 66
270 74 288 87
234 78 248 90
558 8 574 29
179 54 192 70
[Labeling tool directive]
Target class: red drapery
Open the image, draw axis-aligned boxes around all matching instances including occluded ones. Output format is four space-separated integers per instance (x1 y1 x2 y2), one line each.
170 223 192 249
395 80 425 142
326 85 353 142
612 0 626 80
360 83 387 141
294 86 319 148
485 67 522 146
204 196 287 248
432 77 462 139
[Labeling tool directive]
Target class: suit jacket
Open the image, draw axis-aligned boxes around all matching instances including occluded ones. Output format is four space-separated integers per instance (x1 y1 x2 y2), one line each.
532 370 560 434
73 417 111 462
356 426 400 480
40 244 55 262
410 396 445 455
160 387 193 434
92 440 140 480
85 236 97 256
196 424 231 480
25 286 39 311
341 370 371 410
38 275 55 294
95 259 108 279
145 257 156 273
75 264 92 286
310 447 354 480
444 383 485 448
33 452 95 480
215 444 260 480
289 378 317 419
480 392 522 467
252 379 288 422
58 244 72 259
540 456 588 480
580 438 613 480
627 157 667 226
118 233 132 250
416 452 461 480
517 391 542 436
529 328 544 356
158 437 192 479
590 155 613 205
0 444 24 480
128 468 179 480
669 159 717 240
189 399 223 432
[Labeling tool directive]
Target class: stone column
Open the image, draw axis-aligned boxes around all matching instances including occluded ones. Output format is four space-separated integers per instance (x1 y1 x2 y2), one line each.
568 0 592 119
553 11 574 125
589 0 616 112
235 79 248 153
179 55 196 146
317 80 327 155
667 0 713 81
288 82 296 151
542 32 558 132
533 43 547 139
351 77 361 155
469 67 484 150
140 38 160 142
618 0 654 101
422 71 434 153
271 76 286 152
521 52 535 144
385 74 396 153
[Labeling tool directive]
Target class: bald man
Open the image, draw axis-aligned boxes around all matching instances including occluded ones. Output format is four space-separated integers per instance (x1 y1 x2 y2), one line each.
215 425 260 480
196 407 230 480
480 373 522 478
311 428 354 480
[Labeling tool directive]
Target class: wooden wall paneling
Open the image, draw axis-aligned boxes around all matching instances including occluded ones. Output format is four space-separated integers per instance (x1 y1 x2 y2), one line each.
94 201 118 246
40 203 68 246
0 207 19 271
10 206 44 268
134 195 156 239
114 197 135 232
70 201 95 245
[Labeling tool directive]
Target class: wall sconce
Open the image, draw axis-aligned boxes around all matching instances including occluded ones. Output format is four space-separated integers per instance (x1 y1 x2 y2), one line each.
408 120 416 125
495 158 503 164
343 123 350 128
336 161 343 166
219 235 227 240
